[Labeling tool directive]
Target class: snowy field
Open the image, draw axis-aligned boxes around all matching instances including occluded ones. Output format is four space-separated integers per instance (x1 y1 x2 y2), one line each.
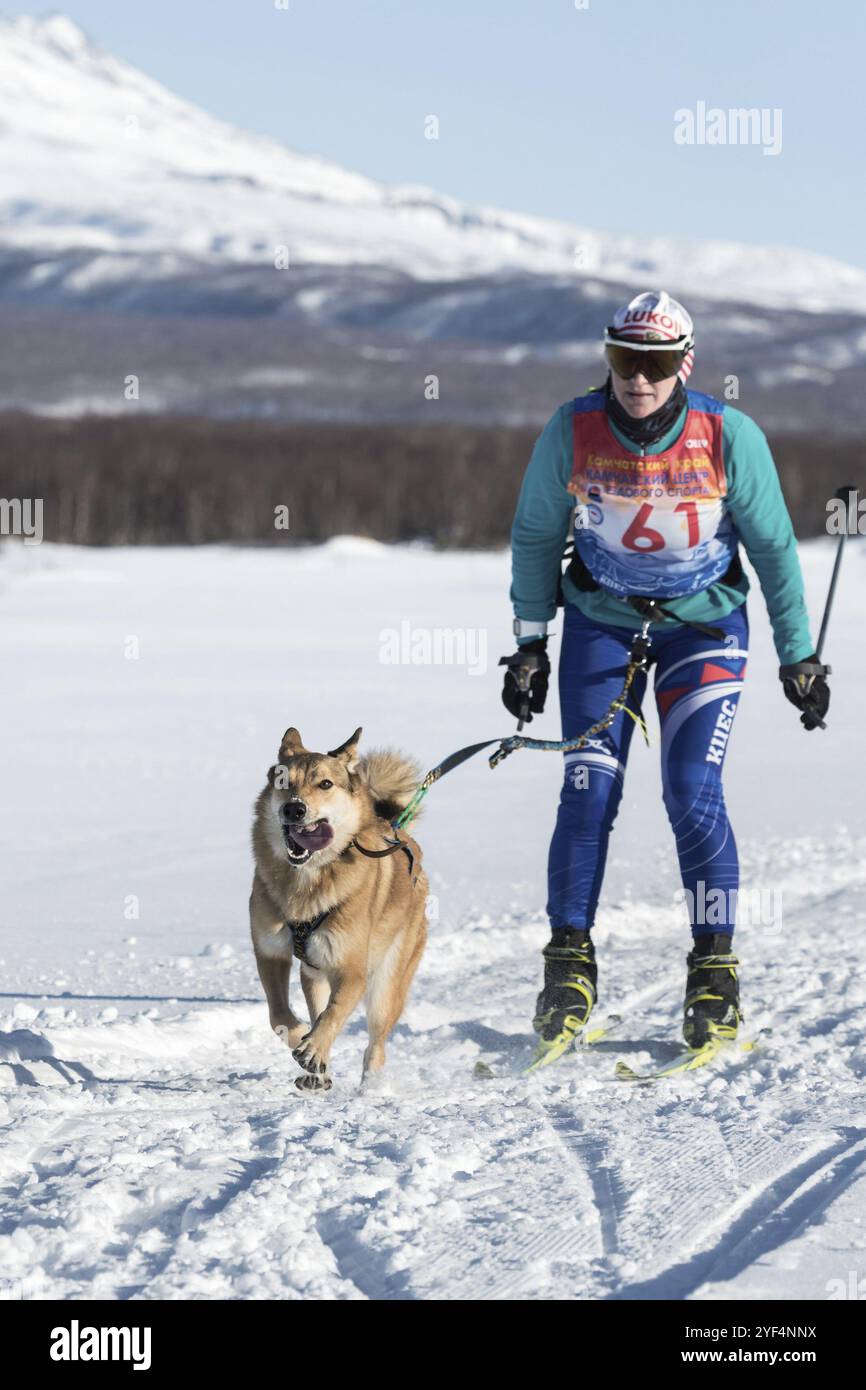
1 535 864 1302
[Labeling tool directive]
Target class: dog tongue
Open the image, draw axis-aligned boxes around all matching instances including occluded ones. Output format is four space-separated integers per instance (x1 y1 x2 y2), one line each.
292 820 333 851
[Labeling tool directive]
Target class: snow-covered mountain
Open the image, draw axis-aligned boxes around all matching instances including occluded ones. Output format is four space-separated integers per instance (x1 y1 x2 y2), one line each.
3 12 866 314
1 14 865 431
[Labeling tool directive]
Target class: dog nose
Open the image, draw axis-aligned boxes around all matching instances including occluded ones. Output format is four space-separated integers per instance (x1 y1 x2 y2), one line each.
283 800 307 824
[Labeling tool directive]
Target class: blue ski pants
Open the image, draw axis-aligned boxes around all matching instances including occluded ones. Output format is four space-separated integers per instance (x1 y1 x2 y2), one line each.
547 603 749 938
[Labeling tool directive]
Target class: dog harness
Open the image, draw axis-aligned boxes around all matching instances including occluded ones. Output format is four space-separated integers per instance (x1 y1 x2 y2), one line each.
285 908 332 964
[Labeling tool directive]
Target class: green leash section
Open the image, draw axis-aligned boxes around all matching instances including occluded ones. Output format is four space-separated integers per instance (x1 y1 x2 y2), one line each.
391 736 502 830
392 637 651 832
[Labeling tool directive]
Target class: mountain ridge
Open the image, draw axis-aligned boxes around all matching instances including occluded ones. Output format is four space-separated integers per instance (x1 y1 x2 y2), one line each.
2 13 866 313
1 13 864 432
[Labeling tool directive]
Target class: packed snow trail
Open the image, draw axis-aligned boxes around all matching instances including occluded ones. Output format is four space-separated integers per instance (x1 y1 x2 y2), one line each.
1 539 864 1300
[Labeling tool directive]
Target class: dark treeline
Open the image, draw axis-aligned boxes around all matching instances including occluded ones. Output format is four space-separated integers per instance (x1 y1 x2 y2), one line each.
0 412 858 547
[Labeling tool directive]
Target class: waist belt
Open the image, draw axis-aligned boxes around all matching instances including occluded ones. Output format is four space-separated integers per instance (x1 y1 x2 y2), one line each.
560 546 743 599
559 545 736 641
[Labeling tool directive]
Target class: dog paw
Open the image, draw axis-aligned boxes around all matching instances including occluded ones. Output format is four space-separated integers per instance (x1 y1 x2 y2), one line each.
292 1033 330 1075
295 1073 333 1093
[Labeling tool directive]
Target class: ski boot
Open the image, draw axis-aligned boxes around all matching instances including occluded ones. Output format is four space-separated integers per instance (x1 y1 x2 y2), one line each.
683 933 742 1050
529 928 597 1069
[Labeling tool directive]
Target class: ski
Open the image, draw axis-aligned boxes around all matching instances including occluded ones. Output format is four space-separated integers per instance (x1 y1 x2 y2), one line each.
614 1032 766 1085
526 1011 623 1074
473 1013 622 1079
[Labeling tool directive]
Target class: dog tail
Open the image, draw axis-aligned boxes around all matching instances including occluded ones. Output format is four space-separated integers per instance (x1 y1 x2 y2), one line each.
359 748 423 824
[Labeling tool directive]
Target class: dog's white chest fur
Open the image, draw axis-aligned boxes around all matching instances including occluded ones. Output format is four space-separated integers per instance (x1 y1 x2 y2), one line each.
257 923 293 959
302 927 339 971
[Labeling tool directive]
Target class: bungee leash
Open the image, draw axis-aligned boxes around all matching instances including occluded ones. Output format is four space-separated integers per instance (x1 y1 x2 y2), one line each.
392 477 849 836
393 617 659 832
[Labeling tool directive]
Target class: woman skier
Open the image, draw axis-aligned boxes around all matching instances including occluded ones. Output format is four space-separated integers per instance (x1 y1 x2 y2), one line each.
502 289 830 1065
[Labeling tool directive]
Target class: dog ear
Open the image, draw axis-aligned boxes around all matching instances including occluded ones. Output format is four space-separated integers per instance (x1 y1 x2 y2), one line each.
278 727 305 759
328 726 363 774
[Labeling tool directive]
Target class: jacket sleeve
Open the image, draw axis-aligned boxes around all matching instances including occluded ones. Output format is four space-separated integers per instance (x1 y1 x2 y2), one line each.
510 406 573 626
724 411 814 666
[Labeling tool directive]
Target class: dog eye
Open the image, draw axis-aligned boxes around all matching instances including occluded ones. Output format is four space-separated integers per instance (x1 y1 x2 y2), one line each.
319 779 333 790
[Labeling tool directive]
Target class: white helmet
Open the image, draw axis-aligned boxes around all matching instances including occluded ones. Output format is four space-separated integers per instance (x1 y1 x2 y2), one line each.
604 290 695 380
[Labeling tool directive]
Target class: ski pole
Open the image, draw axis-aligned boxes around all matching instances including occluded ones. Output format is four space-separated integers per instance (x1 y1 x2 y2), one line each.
815 483 856 661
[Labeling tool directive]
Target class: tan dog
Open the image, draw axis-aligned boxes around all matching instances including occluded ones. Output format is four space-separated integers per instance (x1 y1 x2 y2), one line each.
249 726 428 1090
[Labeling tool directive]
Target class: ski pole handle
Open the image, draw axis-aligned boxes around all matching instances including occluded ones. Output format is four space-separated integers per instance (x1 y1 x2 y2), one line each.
815 483 856 661
500 645 548 732
516 668 533 732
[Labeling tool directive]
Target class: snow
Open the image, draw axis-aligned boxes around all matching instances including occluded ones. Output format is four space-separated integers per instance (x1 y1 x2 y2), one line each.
3 15 866 312
1 535 864 1301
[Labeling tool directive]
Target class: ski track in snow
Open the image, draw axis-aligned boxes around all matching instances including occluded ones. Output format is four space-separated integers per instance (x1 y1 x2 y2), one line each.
1 540 865 1300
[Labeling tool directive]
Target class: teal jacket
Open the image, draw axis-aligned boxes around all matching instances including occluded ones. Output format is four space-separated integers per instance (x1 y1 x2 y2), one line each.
510 395 814 665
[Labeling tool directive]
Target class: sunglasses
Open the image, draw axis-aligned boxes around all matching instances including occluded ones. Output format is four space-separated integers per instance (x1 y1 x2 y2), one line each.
604 342 688 383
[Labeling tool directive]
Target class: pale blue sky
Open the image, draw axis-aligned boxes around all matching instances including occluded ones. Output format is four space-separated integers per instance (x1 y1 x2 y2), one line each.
10 1 865 268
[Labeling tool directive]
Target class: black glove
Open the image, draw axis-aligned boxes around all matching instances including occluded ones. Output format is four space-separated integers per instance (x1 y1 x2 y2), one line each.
780 656 831 731
500 639 550 726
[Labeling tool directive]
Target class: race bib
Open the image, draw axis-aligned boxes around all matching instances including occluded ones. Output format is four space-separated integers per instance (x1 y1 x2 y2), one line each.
568 390 737 598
